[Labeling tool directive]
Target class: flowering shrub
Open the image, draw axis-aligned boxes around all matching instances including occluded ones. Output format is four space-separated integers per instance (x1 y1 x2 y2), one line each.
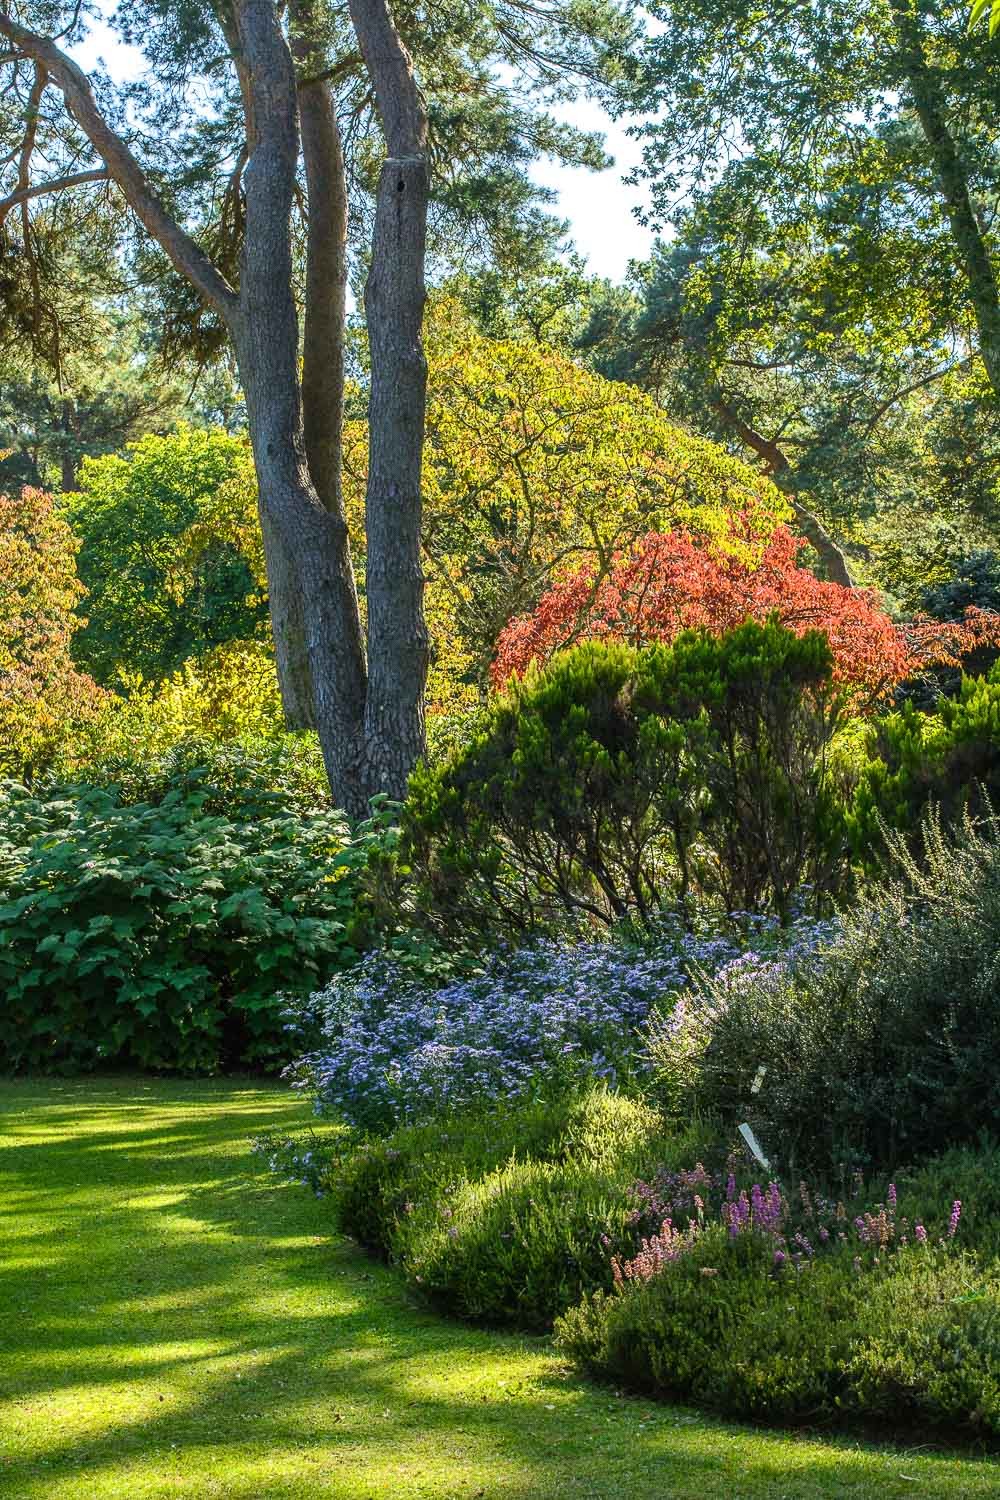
555 1155 997 1434
612 1163 962 1286
286 936 722 1133
283 914 837 1133
555 1226 1000 1432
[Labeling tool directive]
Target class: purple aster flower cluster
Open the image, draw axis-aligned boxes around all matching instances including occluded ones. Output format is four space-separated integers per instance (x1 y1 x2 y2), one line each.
284 930 744 1132
647 910 840 1068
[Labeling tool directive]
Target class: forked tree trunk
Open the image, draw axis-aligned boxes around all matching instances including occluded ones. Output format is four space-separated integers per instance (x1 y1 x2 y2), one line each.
0 0 432 817
233 0 369 812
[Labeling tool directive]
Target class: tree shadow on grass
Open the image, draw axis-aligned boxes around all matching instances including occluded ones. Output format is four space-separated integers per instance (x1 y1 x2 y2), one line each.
1 1077 999 1500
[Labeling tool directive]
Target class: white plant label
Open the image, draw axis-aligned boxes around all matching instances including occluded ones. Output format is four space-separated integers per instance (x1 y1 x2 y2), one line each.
738 1122 771 1172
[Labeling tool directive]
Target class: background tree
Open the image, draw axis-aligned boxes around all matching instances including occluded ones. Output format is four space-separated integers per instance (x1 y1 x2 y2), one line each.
597 0 1000 593
67 428 266 685
494 519 1000 707
0 485 105 778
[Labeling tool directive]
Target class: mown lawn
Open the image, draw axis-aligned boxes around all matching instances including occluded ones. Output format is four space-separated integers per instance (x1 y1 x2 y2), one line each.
0 1078 997 1500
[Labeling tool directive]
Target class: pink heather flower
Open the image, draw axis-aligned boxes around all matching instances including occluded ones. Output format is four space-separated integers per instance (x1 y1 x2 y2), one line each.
948 1201 962 1238
887 1183 897 1214
915 1222 928 1244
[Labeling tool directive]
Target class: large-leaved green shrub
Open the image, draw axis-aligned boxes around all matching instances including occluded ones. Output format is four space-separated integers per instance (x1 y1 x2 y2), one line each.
0 778 386 1073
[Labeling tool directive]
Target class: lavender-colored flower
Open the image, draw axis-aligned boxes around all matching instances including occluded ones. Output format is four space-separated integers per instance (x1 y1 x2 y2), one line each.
948 1200 962 1238
915 1222 928 1244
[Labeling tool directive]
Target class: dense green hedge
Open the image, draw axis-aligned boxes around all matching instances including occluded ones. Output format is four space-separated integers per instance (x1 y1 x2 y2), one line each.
403 622 847 936
0 775 386 1073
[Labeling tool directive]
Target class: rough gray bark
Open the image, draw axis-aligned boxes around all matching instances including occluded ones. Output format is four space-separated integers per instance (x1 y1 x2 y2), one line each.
348 0 432 797
290 0 352 520
229 0 368 804
711 392 855 587
0 0 430 815
890 0 1000 400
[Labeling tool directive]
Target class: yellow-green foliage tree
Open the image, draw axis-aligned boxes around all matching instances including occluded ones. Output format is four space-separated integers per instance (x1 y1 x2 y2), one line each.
111 307 789 735
0 486 106 778
67 427 266 687
347 303 790 715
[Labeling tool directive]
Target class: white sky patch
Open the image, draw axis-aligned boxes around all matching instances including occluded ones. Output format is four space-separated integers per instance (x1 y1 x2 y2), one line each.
530 98 653 279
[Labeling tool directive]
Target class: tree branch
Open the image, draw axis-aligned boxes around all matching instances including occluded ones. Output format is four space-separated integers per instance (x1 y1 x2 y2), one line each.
711 391 855 588
0 166 108 223
0 13 237 317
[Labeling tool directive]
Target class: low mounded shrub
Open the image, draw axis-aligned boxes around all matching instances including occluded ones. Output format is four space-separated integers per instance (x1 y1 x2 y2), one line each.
259 1088 711 1329
0 778 389 1073
555 1159 999 1437
556 1239 1000 1434
649 806 1000 1172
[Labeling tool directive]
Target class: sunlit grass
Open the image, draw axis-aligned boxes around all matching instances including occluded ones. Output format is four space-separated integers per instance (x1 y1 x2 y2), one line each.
1 1076 998 1499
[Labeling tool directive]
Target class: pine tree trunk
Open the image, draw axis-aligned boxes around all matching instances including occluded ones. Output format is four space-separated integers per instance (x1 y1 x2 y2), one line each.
233 0 368 814
349 0 432 798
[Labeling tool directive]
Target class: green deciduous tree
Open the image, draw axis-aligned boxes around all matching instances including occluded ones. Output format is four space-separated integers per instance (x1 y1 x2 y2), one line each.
67 427 266 685
596 0 1000 596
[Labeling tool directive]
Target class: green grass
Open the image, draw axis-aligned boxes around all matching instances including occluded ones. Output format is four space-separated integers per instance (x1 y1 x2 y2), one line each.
0 1079 997 1500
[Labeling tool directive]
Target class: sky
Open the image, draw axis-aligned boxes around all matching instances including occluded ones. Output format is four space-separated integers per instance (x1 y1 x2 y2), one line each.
530 103 654 279
72 19 655 284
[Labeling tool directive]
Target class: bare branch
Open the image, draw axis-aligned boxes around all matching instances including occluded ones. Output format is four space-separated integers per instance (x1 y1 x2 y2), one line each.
0 165 109 221
711 390 855 587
